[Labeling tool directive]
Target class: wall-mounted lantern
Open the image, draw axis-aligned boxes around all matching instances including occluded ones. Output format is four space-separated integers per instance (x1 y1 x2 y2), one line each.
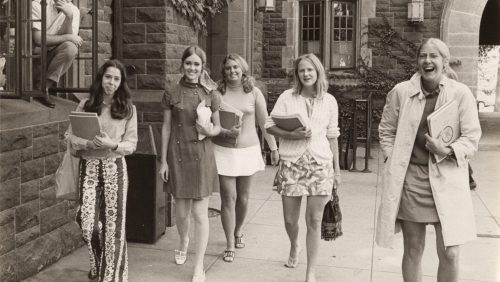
258 0 275 12
408 0 424 23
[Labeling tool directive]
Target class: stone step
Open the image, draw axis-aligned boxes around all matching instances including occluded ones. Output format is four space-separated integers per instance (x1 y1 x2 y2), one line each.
479 112 500 131
479 112 500 151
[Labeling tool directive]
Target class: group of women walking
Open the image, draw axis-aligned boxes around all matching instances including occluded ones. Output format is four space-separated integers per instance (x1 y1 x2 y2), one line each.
65 37 481 282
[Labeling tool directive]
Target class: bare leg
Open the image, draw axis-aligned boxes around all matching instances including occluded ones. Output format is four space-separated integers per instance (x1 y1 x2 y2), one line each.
191 197 210 275
220 175 237 251
304 195 330 282
234 175 254 237
435 224 460 282
175 198 192 253
282 196 302 263
401 220 427 282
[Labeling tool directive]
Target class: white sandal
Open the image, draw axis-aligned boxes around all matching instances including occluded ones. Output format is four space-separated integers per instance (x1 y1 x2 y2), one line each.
284 256 298 268
174 249 187 265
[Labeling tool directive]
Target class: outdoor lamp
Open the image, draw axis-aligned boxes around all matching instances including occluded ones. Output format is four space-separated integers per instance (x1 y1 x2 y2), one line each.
258 0 275 12
408 0 424 23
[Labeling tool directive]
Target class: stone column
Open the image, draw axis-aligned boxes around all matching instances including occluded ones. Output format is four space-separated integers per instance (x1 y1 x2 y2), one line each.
496 53 500 111
121 0 199 123
208 0 254 81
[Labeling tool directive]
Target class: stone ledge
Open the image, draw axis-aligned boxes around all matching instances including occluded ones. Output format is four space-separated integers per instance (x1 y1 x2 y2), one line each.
0 98 77 131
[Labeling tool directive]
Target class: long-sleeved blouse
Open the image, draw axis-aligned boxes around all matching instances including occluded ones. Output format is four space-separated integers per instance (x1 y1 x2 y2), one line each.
67 98 138 159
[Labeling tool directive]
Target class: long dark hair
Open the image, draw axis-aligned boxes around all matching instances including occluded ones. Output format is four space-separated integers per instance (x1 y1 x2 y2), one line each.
84 59 133 119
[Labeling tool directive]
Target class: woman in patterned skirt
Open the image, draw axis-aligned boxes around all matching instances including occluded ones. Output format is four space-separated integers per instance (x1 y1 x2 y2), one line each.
265 54 341 282
159 45 222 282
67 59 138 281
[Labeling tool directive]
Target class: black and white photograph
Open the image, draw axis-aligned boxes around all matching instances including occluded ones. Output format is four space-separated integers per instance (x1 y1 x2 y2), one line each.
0 0 499 281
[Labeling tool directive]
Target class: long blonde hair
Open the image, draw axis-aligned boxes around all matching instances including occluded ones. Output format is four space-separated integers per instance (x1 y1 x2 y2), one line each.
292 53 328 97
218 53 255 94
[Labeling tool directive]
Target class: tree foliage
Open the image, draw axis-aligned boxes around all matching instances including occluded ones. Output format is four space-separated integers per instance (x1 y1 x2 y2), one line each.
170 0 230 34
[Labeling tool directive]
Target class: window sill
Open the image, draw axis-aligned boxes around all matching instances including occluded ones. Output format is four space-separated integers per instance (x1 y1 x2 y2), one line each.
327 70 360 79
0 97 77 131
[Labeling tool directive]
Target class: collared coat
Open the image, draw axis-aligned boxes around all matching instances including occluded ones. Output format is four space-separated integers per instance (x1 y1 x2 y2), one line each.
375 73 482 248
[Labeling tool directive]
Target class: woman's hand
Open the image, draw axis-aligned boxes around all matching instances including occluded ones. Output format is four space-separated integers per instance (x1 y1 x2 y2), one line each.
424 133 451 158
333 174 341 189
196 122 215 137
270 149 280 166
93 132 117 150
86 140 99 150
224 125 241 138
159 162 169 182
287 127 312 140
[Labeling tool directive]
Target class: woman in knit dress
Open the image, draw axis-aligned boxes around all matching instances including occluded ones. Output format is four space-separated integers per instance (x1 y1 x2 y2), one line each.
213 53 279 262
159 45 221 282
265 53 341 282
376 38 481 282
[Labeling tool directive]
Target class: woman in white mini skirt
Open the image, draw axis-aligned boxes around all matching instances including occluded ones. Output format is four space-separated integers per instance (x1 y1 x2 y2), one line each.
213 53 279 263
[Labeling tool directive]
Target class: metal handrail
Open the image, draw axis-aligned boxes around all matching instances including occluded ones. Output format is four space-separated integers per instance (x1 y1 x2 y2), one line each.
1 0 99 100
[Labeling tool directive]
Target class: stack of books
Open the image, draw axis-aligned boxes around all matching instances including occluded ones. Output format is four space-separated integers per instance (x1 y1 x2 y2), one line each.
270 112 307 131
69 111 101 139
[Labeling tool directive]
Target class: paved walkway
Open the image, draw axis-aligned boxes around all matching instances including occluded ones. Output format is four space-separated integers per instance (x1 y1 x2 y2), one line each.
25 147 500 282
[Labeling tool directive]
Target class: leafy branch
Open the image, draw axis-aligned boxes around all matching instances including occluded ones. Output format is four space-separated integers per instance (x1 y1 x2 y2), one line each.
359 17 418 97
170 0 230 33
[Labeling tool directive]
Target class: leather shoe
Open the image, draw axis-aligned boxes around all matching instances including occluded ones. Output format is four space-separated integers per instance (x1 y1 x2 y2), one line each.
35 96 55 108
88 270 98 280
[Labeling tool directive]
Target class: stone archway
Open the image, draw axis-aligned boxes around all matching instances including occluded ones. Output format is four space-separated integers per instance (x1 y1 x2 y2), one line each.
440 0 488 96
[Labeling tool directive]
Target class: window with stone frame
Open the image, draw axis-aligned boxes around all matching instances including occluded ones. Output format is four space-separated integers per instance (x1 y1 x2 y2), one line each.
299 0 358 70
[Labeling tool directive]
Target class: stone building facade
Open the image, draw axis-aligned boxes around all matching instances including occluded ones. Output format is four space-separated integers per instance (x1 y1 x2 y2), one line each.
0 0 497 281
259 0 491 104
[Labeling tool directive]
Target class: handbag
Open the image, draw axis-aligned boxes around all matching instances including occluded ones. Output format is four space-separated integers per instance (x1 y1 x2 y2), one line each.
55 144 80 201
321 184 343 241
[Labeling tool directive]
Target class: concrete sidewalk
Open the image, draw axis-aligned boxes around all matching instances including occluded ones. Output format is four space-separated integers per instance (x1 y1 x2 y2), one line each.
25 148 500 282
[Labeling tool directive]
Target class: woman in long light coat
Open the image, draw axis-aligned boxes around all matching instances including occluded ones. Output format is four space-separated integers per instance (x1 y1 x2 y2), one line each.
376 38 481 282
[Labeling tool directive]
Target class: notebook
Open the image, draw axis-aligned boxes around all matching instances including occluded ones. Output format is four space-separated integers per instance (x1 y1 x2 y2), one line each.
213 101 243 147
427 99 460 162
69 111 101 140
271 112 307 131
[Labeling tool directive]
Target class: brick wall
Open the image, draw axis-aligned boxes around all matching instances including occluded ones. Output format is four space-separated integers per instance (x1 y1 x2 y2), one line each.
261 0 294 110
121 0 200 123
262 0 288 80
0 122 83 282
253 11 264 79
368 0 445 78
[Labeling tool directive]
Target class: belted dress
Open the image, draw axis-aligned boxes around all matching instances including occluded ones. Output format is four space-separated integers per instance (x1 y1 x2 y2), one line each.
161 79 221 199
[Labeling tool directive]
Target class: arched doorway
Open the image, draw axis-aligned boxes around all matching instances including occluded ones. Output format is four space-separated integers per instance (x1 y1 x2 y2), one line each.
440 0 488 96
479 0 500 111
